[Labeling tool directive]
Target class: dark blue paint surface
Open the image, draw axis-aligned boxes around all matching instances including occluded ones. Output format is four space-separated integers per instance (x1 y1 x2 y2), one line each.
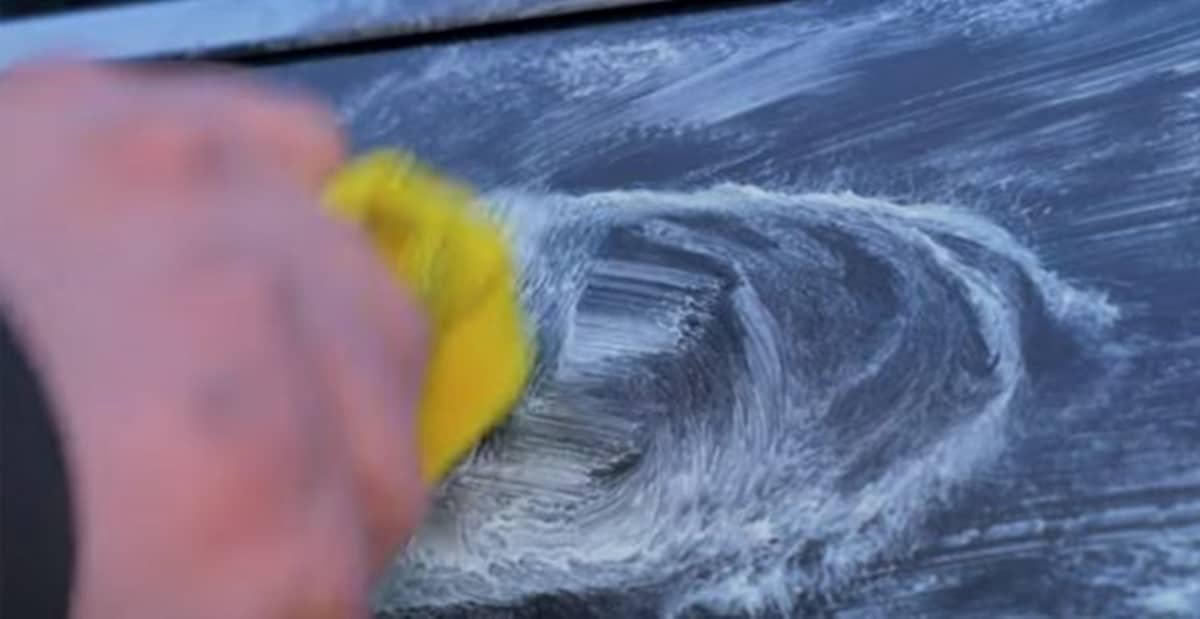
274 1 1200 616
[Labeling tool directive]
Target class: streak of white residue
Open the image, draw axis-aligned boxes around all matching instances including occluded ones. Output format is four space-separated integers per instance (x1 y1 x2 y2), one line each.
1173 58 1200 76
894 10 1200 205
585 0 1115 126
336 70 406 125
561 260 700 367
624 18 885 126
336 45 502 138
543 39 684 100
1043 31 1200 106
1068 197 1192 228
1137 581 1200 616
506 6 915 131
1131 534 1200 616
901 0 1106 37
1053 82 1200 235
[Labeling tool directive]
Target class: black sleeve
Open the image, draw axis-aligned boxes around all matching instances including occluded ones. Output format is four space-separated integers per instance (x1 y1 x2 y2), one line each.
0 309 76 619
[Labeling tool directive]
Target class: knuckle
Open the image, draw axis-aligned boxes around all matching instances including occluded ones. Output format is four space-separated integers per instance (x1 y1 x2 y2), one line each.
237 431 310 491
107 115 223 184
185 261 330 496
232 93 346 177
210 261 290 319
276 95 341 138
176 259 293 344
180 261 313 452
198 412 315 513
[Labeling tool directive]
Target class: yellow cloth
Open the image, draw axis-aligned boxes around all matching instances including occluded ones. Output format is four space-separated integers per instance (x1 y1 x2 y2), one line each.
323 150 533 484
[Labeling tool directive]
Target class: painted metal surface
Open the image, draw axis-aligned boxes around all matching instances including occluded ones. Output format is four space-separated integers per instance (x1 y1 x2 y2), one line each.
271 0 1198 616
0 0 669 68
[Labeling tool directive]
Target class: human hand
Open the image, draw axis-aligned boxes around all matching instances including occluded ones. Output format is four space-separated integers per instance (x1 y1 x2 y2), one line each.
0 60 428 618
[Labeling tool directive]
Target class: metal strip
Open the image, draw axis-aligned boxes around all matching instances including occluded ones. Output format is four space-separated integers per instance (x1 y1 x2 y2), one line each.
0 0 674 68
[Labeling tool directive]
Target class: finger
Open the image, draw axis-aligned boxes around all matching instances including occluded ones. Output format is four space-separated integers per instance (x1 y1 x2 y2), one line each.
221 178 430 573
291 216 430 572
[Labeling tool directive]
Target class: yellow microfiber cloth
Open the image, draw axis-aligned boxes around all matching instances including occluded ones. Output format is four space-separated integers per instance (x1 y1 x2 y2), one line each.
322 150 533 485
